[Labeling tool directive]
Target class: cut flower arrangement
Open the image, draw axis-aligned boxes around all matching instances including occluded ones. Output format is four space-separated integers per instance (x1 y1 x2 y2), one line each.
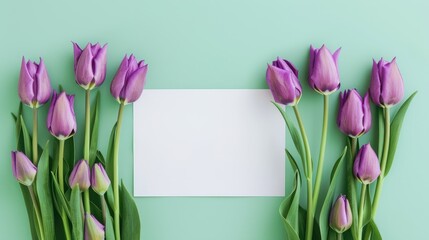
266 45 416 240
11 42 147 240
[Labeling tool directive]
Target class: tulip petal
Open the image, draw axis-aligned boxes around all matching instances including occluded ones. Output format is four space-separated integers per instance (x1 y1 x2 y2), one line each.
110 55 129 101
72 42 83 71
370 59 382 106
380 58 404 106
92 44 107 87
35 58 52 105
121 64 148 104
18 57 35 106
48 92 76 139
75 43 94 87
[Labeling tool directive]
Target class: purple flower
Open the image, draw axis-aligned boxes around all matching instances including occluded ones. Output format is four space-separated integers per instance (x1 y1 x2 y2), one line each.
11 151 37 186
337 89 372 138
308 45 341 95
91 163 111 195
330 195 352 233
110 55 148 104
370 58 404 107
353 144 381 184
266 57 302 106
18 57 52 108
69 160 90 192
85 214 105 240
73 42 108 90
47 91 77 140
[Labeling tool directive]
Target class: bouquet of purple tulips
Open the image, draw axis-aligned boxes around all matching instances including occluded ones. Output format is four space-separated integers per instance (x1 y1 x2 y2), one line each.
266 45 416 240
11 42 147 240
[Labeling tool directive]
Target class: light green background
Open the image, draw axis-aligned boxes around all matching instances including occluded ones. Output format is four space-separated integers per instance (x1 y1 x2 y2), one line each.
1 1 428 239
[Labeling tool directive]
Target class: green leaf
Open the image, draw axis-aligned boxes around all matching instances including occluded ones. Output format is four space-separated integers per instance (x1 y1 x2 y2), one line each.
20 115 32 157
285 149 302 184
51 172 71 219
279 171 300 240
36 141 55 240
64 136 75 169
96 150 106 165
319 147 347 240
70 186 83 240
363 220 382 240
376 108 384 160
385 91 417 176
106 123 117 181
104 196 115 240
362 186 372 228
273 102 307 176
297 207 321 240
120 181 141 240
89 91 101 166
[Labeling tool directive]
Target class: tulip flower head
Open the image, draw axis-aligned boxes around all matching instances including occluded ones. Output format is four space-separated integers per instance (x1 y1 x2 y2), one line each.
308 45 341 95
370 58 404 108
18 57 52 108
47 91 77 140
73 42 108 90
11 151 37 186
337 89 371 138
330 195 352 233
91 163 111 195
266 57 302 106
85 214 105 240
69 160 91 192
110 54 148 104
353 144 381 184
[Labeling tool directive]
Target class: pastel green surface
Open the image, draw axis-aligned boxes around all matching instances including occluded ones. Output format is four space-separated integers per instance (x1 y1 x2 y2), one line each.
1 1 428 239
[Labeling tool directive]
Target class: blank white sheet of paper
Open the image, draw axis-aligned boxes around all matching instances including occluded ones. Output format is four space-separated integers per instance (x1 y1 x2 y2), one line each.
134 89 285 196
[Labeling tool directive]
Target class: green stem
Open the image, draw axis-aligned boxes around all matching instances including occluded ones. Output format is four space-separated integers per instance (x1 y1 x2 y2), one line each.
58 140 71 240
293 106 313 240
312 94 329 209
337 232 343 240
357 184 367 240
32 108 38 165
83 89 91 214
371 107 390 218
113 102 125 240
101 195 107 225
28 185 44 240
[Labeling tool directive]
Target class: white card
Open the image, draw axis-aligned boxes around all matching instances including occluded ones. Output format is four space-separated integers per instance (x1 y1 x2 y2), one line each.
134 89 285 196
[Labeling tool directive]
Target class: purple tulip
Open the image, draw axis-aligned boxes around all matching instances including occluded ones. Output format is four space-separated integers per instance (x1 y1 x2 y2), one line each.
91 163 111 195
110 55 148 104
308 45 341 95
353 144 381 184
85 214 105 240
337 89 372 138
266 57 302 106
73 42 108 90
69 160 91 191
370 58 404 107
330 195 352 233
11 151 37 186
18 57 52 108
47 91 77 140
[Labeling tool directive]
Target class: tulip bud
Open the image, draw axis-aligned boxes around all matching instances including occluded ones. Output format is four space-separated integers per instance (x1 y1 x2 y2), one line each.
330 195 352 233
47 91 77 140
11 151 37 186
73 42 108 90
91 163 111 195
18 57 52 108
370 58 404 108
353 144 381 184
337 89 371 138
85 214 105 240
69 160 90 191
266 57 302 106
110 54 148 104
308 45 341 95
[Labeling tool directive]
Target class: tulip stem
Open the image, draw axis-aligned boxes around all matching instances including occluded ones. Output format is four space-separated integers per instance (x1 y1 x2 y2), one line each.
293 106 313 240
337 232 342 240
32 108 38 165
58 139 72 240
113 102 125 240
83 89 91 214
101 195 107 225
312 94 329 209
28 185 45 240
371 107 390 218
357 184 367 240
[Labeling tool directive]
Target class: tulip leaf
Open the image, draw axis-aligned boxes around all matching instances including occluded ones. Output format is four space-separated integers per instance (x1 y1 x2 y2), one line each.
285 149 302 184
279 171 300 240
362 185 372 228
36 141 55 240
363 220 382 240
120 181 141 240
20 115 32 158
104 196 115 240
89 91 101 166
319 147 347 240
50 171 71 219
297 207 321 240
106 123 117 181
96 150 106 165
376 108 384 160
385 91 417 176
273 102 307 176
64 136 75 169
70 185 83 240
